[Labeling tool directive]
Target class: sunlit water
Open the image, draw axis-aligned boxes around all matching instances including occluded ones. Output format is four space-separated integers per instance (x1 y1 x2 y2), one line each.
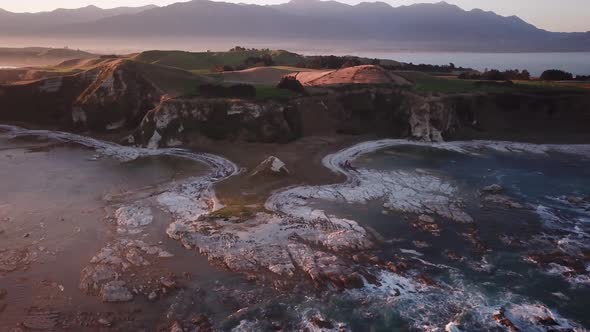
325 51 590 76
0 134 256 330
306 145 590 330
1 128 589 331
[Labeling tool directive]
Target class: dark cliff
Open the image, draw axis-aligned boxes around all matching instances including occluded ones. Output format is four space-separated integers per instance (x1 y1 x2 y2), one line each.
1 63 589 146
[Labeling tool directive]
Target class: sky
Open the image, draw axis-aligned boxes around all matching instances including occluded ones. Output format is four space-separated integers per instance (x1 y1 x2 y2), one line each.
0 0 588 32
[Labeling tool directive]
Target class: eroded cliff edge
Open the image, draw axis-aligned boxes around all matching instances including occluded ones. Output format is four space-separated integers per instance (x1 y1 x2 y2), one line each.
1 61 589 146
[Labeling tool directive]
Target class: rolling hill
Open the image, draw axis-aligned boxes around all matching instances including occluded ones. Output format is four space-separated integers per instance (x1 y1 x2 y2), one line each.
0 47 96 67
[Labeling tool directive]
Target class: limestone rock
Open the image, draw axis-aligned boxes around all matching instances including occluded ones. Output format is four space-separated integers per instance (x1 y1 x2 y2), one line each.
134 97 300 147
166 212 373 289
481 184 504 194
100 280 133 302
483 194 524 209
251 156 290 176
479 184 524 209
170 321 184 332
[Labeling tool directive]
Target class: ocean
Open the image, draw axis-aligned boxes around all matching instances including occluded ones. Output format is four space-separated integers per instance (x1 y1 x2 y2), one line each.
353 52 590 76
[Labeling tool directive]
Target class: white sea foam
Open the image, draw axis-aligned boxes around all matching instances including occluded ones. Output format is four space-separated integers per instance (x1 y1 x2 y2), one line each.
266 140 474 224
349 270 587 331
263 138 590 331
5 125 589 330
0 125 239 178
0 124 240 225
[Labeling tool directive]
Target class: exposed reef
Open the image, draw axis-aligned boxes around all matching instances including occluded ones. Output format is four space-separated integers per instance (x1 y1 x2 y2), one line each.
3 124 590 331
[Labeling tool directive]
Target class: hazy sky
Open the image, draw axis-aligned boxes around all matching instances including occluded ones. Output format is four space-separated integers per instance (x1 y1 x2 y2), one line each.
1 0 589 32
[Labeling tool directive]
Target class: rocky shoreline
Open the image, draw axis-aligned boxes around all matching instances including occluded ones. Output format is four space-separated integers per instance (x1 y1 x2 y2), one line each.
2 123 590 330
2 54 590 330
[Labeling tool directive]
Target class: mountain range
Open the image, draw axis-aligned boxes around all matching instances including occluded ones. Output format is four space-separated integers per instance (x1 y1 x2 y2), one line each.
1 0 589 52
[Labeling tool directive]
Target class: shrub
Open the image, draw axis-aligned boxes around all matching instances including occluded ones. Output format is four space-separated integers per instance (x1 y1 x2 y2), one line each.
277 76 305 94
481 69 504 81
341 58 362 68
229 46 246 52
244 55 274 68
540 69 574 81
458 69 531 81
211 65 234 72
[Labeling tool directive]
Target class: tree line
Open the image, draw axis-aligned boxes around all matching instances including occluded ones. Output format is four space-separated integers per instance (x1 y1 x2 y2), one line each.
458 68 589 81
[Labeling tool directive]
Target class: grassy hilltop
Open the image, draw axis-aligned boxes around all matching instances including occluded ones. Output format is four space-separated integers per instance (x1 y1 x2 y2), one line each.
1 47 588 100
133 49 305 72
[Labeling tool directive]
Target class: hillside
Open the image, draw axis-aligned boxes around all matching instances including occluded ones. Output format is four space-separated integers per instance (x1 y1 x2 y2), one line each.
292 65 413 87
1 0 585 52
134 49 305 71
0 47 96 67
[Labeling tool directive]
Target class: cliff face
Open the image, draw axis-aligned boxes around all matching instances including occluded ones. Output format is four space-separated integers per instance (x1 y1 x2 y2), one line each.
0 60 161 131
449 93 590 142
132 97 301 148
130 88 455 147
1 65 589 145
72 61 161 131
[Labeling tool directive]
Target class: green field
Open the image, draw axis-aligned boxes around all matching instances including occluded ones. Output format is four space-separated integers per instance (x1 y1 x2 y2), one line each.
254 85 296 100
130 61 212 96
132 60 296 100
134 49 305 71
396 71 588 95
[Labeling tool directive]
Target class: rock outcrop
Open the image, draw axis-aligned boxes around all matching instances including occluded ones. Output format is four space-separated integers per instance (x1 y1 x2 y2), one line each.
72 60 161 131
132 97 302 148
251 156 290 176
166 212 373 290
131 88 464 146
79 239 174 302
0 59 161 131
479 184 526 209
2 60 589 145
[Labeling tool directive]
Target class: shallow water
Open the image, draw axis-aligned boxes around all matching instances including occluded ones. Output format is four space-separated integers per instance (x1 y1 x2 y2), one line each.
1 128 589 331
307 144 590 330
0 133 258 331
344 51 590 76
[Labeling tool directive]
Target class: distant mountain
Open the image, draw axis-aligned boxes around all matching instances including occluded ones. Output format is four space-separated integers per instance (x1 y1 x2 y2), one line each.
0 4 157 33
1 0 589 52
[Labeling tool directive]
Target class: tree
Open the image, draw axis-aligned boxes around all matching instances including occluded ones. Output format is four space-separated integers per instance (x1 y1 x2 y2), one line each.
277 76 305 94
481 69 504 81
244 54 274 68
458 69 531 81
229 46 246 52
540 69 573 81
341 58 362 68
518 70 531 80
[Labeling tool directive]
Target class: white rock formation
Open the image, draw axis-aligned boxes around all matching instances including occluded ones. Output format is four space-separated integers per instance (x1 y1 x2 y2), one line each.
251 156 290 176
